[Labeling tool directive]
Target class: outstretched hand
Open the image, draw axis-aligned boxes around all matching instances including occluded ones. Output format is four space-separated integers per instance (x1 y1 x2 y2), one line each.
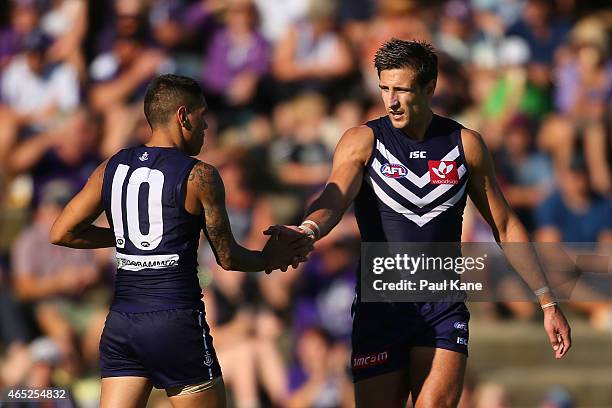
262 225 315 274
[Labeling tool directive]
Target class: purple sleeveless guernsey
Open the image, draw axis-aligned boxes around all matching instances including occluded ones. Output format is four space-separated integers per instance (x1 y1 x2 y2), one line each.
102 146 202 312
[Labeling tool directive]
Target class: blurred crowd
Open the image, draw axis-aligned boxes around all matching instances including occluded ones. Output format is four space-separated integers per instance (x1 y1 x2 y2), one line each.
0 0 610 407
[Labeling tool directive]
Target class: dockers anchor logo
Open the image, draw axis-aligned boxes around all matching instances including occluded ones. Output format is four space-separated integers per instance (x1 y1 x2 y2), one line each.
204 350 214 367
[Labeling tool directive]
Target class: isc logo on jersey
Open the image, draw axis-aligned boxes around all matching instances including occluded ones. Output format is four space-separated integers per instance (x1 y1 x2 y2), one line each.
380 163 408 179
428 160 459 184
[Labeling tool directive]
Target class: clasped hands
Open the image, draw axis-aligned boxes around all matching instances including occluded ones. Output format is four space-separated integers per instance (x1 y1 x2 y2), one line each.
262 225 315 274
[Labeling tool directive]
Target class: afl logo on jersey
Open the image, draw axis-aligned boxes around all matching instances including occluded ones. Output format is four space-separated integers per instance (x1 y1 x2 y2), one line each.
380 163 408 178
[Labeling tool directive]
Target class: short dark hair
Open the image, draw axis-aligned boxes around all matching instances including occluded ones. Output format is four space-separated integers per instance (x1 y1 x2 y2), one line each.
143 74 204 128
374 39 438 87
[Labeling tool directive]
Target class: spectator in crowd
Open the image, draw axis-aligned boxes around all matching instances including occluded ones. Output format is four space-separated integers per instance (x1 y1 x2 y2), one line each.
147 0 204 81
0 0 41 68
204 264 289 407
89 32 167 157
93 0 150 56
6 109 100 209
535 156 611 244
497 115 554 232
540 17 611 194
202 0 270 130
271 93 332 198
11 182 110 374
287 326 353 408
434 0 477 64
535 156 612 330
292 235 357 343
473 382 512 408
506 0 571 66
271 0 353 103
252 0 308 43
39 0 87 76
481 36 552 150
0 29 80 163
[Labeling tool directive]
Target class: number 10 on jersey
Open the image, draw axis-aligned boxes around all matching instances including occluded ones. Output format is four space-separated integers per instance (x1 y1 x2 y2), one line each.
111 164 165 251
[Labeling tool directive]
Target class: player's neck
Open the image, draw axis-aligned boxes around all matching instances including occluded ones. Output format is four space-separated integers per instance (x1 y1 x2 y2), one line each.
146 128 182 149
399 110 433 141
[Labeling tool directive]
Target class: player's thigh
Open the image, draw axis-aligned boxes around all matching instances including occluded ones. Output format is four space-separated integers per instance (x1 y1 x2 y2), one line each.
354 368 410 408
166 378 227 408
408 347 466 408
100 376 153 408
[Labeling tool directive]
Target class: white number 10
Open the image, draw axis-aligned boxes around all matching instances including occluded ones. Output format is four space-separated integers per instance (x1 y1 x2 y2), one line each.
111 164 165 250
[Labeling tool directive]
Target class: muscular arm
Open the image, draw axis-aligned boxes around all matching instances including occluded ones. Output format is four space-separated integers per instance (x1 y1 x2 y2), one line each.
189 162 269 272
464 129 551 292
464 128 571 357
302 126 374 239
50 160 115 248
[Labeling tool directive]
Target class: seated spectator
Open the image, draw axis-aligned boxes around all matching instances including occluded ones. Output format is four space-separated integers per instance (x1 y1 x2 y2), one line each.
287 327 353 408
89 32 168 156
93 0 150 55
506 0 571 66
535 156 612 330
271 0 353 103
535 157 611 244
539 17 611 194
204 264 289 407
202 0 269 130
0 0 41 68
271 93 332 198
252 0 308 43
0 29 80 163
292 235 357 343
39 0 87 76
481 36 553 150
434 0 478 65
497 115 553 232
6 109 100 209
11 182 110 373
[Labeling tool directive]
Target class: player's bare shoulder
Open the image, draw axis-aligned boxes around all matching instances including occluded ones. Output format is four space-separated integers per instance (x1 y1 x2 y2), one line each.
334 125 375 166
185 161 224 213
460 127 488 169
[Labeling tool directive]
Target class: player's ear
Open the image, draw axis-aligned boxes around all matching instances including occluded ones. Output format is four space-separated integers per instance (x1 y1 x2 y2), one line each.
424 79 436 97
177 105 192 130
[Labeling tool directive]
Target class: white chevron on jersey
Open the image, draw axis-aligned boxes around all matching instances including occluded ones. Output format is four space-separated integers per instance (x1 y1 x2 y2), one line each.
372 157 466 208
376 140 460 188
366 175 468 227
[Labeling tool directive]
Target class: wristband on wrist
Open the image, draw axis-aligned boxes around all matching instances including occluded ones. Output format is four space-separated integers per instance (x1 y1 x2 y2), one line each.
534 286 550 297
299 220 320 240
541 301 557 310
298 225 317 240
301 220 320 238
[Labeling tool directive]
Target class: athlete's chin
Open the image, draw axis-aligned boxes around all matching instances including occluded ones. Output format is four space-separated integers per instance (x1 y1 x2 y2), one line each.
388 115 408 128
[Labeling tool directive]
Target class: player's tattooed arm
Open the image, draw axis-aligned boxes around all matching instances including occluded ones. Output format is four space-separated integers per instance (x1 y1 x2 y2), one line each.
191 162 300 272
50 160 115 248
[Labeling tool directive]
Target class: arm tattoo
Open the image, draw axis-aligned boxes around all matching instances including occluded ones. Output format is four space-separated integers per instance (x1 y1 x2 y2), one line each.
191 163 235 269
